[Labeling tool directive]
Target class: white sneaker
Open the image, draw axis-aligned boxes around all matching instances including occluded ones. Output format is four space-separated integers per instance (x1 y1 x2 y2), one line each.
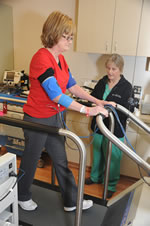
18 199 38 211
64 199 93 212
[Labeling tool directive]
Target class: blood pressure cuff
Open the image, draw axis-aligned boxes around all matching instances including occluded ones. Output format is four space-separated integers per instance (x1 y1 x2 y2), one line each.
67 71 76 88
38 68 74 107
58 94 73 108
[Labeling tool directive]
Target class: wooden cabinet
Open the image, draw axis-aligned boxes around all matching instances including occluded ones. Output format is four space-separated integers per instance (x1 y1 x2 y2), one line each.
76 0 115 53
137 0 150 56
65 110 93 165
0 3 14 82
76 0 142 55
112 0 142 55
120 123 139 178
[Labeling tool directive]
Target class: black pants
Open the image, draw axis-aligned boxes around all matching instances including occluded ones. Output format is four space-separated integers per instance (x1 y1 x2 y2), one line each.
18 113 77 207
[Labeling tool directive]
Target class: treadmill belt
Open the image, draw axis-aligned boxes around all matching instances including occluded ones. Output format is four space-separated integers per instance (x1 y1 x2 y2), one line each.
19 183 107 226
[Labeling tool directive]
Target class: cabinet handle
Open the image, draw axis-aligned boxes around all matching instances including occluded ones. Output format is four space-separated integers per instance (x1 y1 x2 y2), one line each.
114 42 117 52
105 42 108 52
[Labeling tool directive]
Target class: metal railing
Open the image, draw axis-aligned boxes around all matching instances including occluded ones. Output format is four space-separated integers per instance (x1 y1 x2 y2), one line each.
96 104 150 202
0 96 27 104
103 112 115 201
0 116 86 226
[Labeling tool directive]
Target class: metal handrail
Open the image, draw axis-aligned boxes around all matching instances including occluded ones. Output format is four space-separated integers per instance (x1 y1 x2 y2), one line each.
0 96 27 104
116 104 150 133
0 116 86 226
103 112 115 201
96 104 150 175
0 96 57 185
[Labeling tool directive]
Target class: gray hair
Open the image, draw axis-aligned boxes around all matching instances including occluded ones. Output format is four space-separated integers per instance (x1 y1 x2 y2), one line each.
105 54 124 72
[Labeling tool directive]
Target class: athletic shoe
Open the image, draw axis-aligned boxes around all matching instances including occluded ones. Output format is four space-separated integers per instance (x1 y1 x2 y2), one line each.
37 158 45 168
107 190 115 199
85 177 100 185
18 199 38 211
64 199 93 212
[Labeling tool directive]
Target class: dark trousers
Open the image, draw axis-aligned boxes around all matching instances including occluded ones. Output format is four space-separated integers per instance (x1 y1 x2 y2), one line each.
18 113 77 207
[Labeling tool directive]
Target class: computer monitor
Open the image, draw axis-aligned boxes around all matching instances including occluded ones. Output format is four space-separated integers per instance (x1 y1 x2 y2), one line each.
3 71 22 85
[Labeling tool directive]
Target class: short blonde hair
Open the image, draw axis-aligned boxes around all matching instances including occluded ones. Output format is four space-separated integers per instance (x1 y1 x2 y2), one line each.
41 11 75 48
105 54 124 72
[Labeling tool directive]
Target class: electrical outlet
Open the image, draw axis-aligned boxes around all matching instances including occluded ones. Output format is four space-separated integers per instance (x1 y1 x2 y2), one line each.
133 86 142 99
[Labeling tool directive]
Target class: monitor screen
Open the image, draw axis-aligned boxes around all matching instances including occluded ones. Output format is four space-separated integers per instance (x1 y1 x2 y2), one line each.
6 71 15 81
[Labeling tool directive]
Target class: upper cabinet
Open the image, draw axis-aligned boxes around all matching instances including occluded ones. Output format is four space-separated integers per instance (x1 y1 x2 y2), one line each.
76 0 142 56
76 0 116 54
112 0 142 56
137 0 150 57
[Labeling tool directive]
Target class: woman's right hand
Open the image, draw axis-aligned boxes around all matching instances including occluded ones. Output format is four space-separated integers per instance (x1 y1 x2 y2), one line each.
88 106 108 117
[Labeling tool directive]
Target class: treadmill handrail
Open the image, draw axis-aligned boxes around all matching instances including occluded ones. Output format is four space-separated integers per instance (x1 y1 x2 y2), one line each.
103 112 115 201
116 104 150 133
0 96 27 104
96 113 150 174
0 116 85 226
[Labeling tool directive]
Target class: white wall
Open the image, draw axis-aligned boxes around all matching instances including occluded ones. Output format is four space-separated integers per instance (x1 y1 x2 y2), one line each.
2 0 150 99
2 0 99 84
0 3 14 82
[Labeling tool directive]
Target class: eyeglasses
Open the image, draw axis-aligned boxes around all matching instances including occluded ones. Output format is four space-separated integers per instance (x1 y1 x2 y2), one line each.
62 34 74 41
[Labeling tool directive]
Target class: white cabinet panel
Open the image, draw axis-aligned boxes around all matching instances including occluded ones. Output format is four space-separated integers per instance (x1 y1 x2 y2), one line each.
76 0 115 53
66 110 92 165
136 133 150 164
137 0 150 56
112 0 142 55
121 122 150 178
120 131 139 178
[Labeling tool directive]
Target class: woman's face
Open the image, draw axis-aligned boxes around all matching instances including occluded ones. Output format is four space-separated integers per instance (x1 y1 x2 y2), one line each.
106 62 121 82
56 34 73 52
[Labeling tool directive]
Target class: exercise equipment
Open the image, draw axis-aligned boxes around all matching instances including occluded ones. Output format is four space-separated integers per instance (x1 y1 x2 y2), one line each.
0 104 150 225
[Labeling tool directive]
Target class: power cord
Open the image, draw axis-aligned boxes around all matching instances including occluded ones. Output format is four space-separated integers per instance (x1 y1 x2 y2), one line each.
61 110 98 138
48 103 150 186
0 168 25 202
47 103 98 139
61 110 99 150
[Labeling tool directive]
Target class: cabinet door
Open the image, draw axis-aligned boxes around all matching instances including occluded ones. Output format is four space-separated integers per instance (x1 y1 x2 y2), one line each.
121 123 150 179
76 0 115 54
120 131 139 178
135 133 150 177
137 0 150 56
65 110 92 165
120 123 140 178
112 0 142 56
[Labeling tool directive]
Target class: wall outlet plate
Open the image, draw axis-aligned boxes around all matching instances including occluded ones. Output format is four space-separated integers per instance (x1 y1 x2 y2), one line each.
133 86 142 99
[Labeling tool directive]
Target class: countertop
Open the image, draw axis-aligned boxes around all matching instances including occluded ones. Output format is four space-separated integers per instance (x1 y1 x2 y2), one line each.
134 110 150 124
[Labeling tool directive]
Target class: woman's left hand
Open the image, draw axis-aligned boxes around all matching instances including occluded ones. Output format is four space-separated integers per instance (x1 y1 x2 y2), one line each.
104 101 116 107
96 100 116 107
